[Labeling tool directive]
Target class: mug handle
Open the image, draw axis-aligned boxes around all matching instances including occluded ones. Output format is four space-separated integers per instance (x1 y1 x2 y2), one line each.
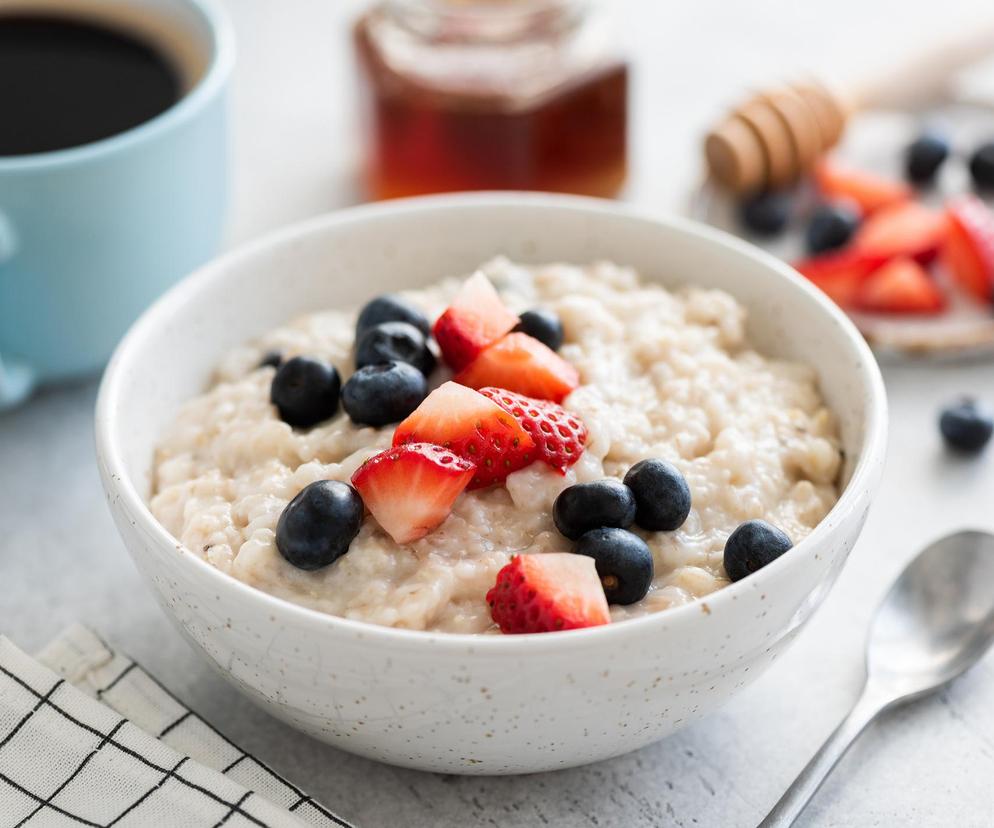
0 211 36 410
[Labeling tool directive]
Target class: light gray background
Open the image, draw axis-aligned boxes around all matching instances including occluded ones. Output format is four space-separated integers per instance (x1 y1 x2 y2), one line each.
4 1 994 826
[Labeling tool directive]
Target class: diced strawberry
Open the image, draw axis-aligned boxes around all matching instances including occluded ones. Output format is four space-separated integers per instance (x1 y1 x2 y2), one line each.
793 249 887 308
486 553 611 634
432 272 519 371
852 201 948 263
855 256 945 315
456 333 579 403
814 159 912 215
350 443 475 544
479 387 587 473
941 196 994 304
393 382 536 489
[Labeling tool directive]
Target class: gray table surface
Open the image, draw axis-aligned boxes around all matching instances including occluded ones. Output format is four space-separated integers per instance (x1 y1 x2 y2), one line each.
5 2 994 826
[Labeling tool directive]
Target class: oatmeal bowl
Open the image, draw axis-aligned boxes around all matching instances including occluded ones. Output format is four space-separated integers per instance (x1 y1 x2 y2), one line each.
95 193 886 774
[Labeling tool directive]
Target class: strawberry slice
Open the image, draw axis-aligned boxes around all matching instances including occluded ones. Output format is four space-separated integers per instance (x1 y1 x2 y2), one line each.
486 553 611 634
814 159 912 215
350 443 475 544
941 196 994 304
456 333 579 403
855 256 945 315
793 249 887 308
852 201 948 263
479 387 587 473
433 272 519 371
393 382 536 489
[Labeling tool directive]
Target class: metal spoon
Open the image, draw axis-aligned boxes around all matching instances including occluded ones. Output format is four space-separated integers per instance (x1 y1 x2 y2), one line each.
760 529 994 827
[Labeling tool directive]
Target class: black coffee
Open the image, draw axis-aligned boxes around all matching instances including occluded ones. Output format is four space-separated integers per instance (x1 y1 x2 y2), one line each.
0 14 181 156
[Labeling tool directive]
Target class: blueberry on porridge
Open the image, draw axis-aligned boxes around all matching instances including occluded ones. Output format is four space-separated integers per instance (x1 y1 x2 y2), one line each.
150 259 842 634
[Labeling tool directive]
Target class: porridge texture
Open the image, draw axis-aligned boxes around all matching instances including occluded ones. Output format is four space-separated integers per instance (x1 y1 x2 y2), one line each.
151 259 842 633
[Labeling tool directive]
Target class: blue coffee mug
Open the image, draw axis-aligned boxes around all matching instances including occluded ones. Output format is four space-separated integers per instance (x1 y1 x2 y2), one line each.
0 0 234 408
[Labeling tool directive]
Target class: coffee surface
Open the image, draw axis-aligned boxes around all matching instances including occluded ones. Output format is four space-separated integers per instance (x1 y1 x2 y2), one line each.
0 14 181 156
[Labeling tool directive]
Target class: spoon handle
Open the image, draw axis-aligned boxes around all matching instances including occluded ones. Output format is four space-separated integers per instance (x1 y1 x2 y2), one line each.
758 684 889 828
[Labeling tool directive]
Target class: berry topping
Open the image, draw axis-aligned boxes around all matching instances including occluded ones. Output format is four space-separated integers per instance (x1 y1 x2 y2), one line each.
574 527 654 605
355 321 436 376
456 332 579 403
258 350 282 370
341 361 427 427
814 159 912 215
723 519 793 582
513 309 565 351
623 459 692 531
479 387 587 472
433 272 519 371
552 480 636 541
275 480 364 571
486 553 611 634
356 294 431 339
852 201 947 264
969 141 994 190
805 202 860 255
793 250 888 309
737 190 791 237
271 356 342 428
941 196 994 303
939 397 993 454
855 256 945 315
393 382 536 489
905 132 949 184
350 443 475 544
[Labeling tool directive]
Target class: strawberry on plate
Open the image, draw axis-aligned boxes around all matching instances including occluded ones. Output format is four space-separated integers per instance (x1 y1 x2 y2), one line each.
486 553 611 634
941 196 994 304
855 256 945 315
393 382 536 489
793 249 887 308
432 272 519 371
479 387 587 473
852 201 948 264
456 332 579 403
814 159 912 215
350 442 475 544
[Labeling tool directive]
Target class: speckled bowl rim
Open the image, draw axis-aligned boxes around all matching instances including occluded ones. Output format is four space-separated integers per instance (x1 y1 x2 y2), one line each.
96 192 888 654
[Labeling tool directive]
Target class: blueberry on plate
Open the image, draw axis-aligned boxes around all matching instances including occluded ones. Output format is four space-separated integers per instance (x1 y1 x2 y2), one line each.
271 356 341 428
258 350 282 370
552 479 637 541
276 480 364 570
575 527 653 605
623 459 691 531
356 294 431 339
356 321 436 376
342 361 427 427
969 142 994 190
805 202 860 254
723 519 793 582
737 190 791 237
514 309 564 351
905 132 950 184
939 397 993 454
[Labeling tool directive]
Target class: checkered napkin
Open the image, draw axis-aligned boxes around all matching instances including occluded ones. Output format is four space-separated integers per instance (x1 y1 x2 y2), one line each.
0 625 353 828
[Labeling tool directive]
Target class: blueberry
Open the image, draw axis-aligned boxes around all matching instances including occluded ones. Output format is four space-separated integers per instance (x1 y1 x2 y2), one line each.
258 350 282 370
905 132 949 184
356 294 431 339
969 142 994 190
939 397 993 453
623 459 691 531
342 361 427 427
271 356 341 428
723 520 793 582
552 479 637 541
575 527 654 605
514 309 564 351
805 203 860 254
355 321 436 376
276 480 364 570
738 190 791 237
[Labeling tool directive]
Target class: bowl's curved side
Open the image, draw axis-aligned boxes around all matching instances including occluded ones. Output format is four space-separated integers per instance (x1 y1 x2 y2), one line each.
96 194 887 774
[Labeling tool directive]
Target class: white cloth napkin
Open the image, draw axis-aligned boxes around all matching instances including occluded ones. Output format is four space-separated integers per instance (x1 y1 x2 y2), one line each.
0 625 353 827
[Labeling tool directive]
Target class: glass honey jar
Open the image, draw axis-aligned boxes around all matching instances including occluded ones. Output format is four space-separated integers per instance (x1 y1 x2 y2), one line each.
353 0 628 200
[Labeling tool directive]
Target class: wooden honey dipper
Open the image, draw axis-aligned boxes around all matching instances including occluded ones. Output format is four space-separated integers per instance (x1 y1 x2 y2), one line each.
705 24 994 194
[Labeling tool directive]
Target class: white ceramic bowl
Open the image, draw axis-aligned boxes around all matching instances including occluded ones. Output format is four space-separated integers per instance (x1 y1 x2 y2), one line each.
96 194 887 775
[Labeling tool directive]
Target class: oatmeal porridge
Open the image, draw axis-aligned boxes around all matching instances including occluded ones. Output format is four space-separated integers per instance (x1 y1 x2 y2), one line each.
150 258 842 634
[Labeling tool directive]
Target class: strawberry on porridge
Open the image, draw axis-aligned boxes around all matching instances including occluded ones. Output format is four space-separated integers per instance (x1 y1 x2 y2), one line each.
150 258 842 634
